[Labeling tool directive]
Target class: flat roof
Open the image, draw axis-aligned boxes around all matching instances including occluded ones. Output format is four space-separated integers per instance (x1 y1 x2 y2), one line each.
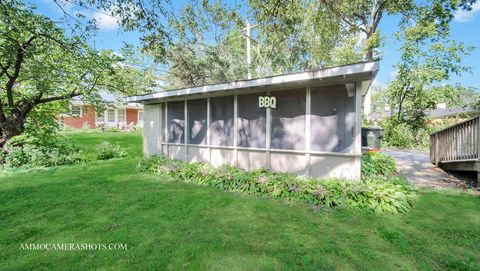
125 61 379 103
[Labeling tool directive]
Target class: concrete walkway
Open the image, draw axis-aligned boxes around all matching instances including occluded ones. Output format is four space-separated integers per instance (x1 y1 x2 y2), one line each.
383 149 468 189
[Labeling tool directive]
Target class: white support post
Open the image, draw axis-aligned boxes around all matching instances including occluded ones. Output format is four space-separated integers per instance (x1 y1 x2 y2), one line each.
233 92 238 166
114 109 118 128
157 105 162 152
477 116 480 159
265 90 271 169
354 82 363 180
207 97 211 163
103 110 107 126
184 100 188 160
305 87 311 176
165 102 169 157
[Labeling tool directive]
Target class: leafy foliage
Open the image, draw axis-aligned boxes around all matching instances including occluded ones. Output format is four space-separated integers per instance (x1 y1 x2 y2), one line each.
52 0 477 91
382 120 415 148
138 155 415 214
378 1 476 147
1 141 87 169
0 134 127 169
361 152 396 178
0 1 148 149
95 142 127 160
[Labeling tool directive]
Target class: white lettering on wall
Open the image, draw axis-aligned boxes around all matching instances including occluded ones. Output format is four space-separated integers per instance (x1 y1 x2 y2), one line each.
258 96 277 109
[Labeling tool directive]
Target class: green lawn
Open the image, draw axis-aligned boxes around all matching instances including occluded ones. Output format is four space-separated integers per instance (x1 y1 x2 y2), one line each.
0 132 479 270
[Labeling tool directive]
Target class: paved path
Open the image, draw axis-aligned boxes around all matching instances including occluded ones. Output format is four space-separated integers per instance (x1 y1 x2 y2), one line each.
383 149 468 189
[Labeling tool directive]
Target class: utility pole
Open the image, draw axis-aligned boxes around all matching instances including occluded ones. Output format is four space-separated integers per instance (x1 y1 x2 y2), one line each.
246 20 252 79
241 20 257 80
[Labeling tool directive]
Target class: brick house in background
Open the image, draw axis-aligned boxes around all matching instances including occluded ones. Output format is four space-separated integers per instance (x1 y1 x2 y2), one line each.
61 94 144 129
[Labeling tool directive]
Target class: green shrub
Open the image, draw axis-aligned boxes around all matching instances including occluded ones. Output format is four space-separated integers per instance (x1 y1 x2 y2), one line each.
138 155 416 214
61 125 76 132
1 139 127 169
95 142 127 160
81 122 92 130
104 127 121 133
361 152 396 177
383 121 414 148
3 143 88 169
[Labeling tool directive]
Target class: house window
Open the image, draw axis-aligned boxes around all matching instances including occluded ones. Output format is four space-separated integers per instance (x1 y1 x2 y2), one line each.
107 109 115 122
270 88 306 150
187 99 207 145
210 96 234 146
118 109 125 123
71 105 82 117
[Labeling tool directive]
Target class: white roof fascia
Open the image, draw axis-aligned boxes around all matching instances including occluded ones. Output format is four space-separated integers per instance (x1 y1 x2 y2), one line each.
126 61 379 103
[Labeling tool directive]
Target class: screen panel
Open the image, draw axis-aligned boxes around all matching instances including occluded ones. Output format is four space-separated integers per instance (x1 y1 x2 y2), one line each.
237 92 267 148
167 101 185 143
310 84 355 152
187 98 207 145
270 88 306 150
210 95 234 146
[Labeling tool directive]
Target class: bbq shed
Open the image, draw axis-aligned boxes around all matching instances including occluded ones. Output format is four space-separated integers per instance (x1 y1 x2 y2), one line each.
126 61 379 180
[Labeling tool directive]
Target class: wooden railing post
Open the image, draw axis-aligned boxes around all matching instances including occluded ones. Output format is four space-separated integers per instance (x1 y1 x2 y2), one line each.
430 116 480 164
477 116 480 161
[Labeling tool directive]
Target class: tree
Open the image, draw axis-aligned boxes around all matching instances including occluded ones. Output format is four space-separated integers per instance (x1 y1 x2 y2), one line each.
107 44 161 97
0 1 123 150
385 3 475 138
62 0 478 89
160 0 246 88
161 0 360 87
249 0 358 74
65 0 362 86
444 85 480 109
320 0 477 61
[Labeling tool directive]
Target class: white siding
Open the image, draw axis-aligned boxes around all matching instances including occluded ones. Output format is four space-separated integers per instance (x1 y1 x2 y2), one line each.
143 104 161 156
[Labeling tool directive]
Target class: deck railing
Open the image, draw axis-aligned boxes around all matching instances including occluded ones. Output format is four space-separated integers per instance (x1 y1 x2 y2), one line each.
430 116 480 164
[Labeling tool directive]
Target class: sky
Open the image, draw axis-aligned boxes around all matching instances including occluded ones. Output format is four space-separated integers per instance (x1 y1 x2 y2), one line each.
32 0 480 89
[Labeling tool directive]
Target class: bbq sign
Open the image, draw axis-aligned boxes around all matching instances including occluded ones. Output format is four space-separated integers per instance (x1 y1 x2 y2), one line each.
258 96 277 109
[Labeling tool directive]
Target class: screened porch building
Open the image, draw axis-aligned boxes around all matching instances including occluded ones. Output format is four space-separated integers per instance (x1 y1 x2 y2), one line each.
127 61 379 180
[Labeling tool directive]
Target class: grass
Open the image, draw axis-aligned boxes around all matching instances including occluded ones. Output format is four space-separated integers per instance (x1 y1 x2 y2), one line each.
0 131 479 270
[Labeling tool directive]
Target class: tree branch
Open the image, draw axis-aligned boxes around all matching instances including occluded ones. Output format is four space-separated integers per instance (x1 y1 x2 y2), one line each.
35 73 98 105
373 0 389 32
0 62 12 78
5 36 36 110
320 0 366 33
35 91 80 105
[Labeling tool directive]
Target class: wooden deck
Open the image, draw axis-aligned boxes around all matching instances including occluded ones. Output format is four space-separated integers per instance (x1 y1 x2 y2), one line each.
430 116 480 183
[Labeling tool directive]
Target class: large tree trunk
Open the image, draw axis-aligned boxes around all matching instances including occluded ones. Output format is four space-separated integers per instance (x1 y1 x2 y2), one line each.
0 104 31 152
0 121 25 152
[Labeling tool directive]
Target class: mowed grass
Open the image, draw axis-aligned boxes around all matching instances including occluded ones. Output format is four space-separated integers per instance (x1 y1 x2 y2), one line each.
0 132 479 270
